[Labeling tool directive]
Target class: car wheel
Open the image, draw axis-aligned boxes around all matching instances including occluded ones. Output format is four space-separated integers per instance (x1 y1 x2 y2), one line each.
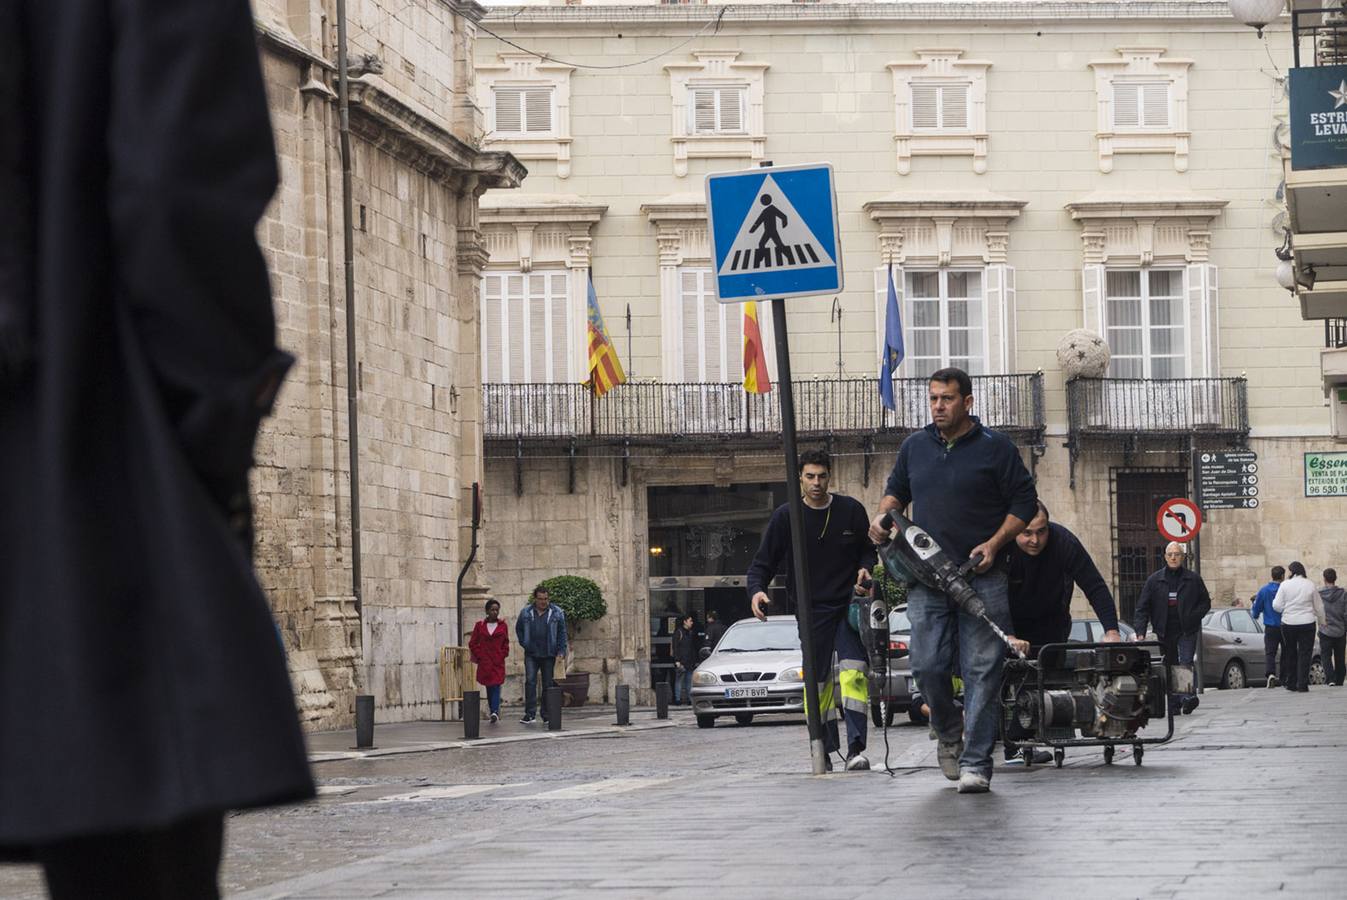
1220 659 1245 690
1310 657 1327 686
696 715 715 729
734 713 754 726
869 700 895 728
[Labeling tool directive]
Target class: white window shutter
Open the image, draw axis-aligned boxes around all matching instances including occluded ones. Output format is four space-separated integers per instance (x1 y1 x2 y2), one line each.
494 87 523 134
911 84 939 130
527 274 547 383
482 274 503 382
692 89 717 134
680 269 702 380
549 273 569 383
726 302 745 383
718 87 744 133
703 293 723 381
524 88 553 133
941 84 969 130
1003 265 1017 373
1185 263 1220 378
1082 265 1105 335
757 300 778 382
1142 83 1169 128
505 274 525 383
1112 83 1139 129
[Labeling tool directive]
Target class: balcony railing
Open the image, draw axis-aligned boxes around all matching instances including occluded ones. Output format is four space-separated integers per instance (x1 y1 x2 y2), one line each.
1067 377 1249 437
484 373 1045 444
1292 0 1347 68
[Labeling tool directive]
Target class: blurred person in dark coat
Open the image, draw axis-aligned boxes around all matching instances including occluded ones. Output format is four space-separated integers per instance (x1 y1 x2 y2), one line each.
0 0 314 895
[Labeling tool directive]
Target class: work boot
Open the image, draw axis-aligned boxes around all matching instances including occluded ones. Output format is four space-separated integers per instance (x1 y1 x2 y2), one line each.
1181 696 1200 714
956 770 991 794
845 752 871 771
937 739 963 781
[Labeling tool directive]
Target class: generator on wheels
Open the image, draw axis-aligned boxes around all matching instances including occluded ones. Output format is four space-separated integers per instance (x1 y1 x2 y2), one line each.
1000 640 1191 767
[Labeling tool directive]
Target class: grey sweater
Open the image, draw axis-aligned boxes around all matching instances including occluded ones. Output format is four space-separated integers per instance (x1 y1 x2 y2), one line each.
1320 585 1347 639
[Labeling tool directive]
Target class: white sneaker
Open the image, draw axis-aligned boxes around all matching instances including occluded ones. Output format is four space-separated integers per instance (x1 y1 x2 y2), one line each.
957 770 991 793
1267 674 1278 688
937 739 963 781
845 753 871 771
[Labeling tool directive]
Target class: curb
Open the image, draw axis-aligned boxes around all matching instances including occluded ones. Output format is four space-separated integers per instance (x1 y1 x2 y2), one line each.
308 719 680 763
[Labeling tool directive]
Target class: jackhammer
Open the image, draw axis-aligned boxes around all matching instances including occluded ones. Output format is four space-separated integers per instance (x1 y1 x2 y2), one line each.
870 511 1025 660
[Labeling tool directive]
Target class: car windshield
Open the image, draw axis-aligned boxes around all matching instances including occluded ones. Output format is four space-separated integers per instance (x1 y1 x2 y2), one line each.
716 622 801 652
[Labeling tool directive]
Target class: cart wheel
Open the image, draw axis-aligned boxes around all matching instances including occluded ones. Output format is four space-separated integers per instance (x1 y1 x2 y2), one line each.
1054 748 1065 768
1133 744 1144 766
1103 746 1115 765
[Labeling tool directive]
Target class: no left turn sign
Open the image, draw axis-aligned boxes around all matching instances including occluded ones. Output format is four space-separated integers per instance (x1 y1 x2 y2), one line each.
1157 497 1203 543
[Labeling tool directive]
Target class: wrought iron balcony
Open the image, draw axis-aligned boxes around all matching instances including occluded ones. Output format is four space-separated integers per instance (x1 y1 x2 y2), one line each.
1328 318 1347 349
1065 376 1250 486
484 373 1045 447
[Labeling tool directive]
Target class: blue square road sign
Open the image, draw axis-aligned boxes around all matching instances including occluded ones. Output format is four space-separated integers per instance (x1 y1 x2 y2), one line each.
704 163 844 304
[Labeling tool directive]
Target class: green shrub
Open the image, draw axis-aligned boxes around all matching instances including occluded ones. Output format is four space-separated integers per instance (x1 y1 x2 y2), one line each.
536 575 607 623
872 558 909 607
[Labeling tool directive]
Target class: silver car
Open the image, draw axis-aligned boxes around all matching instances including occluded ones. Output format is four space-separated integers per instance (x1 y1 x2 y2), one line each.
870 606 914 727
1200 607 1326 688
691 616 806 728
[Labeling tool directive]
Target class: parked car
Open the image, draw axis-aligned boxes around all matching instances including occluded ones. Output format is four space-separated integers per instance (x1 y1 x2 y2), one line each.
870 606 914 728
1200 607 1325 688
691 616 806 728
1069 619 1135 643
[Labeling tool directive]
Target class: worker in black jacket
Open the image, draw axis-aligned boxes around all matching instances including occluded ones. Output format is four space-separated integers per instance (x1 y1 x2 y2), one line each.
748 449 875 771
1001 500 1120 764
1133 542 1211 714
1003 500 1121 653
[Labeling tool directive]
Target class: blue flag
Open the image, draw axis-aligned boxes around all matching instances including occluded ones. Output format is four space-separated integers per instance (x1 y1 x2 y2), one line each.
879 264 905 411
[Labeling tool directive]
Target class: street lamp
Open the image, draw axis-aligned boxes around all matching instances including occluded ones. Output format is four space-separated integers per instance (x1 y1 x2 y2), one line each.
1228 0 1288 38
1276 228 1296 291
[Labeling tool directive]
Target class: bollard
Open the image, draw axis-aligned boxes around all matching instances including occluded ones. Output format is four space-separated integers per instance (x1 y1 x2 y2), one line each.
546 686 563 731
615 684 630 726
655 681 670 719
463 690 480 740
354 694 375 749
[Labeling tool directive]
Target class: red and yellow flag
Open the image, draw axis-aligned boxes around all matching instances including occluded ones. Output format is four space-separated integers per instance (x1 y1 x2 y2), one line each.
584 279 626 398
742 301 772 394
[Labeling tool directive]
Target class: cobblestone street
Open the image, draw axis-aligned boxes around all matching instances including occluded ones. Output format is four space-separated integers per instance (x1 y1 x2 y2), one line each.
5 687 1346 898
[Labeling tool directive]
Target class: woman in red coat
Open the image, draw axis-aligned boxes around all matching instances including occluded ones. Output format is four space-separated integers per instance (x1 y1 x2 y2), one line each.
469 600 510 723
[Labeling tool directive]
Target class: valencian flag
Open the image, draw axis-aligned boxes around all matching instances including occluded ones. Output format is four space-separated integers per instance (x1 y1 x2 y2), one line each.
878 264 905 411
584 278 626 398
742 301 772 393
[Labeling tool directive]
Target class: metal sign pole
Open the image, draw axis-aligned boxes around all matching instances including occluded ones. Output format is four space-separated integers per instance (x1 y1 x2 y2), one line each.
1191 452 1205 694
770 296 828 775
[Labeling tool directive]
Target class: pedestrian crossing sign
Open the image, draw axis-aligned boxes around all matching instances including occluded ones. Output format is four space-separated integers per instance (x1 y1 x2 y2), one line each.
704 163 843 304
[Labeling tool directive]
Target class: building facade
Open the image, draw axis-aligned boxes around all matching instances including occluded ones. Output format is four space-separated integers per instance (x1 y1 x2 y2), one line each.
249 0 523 727
473 1 1347 704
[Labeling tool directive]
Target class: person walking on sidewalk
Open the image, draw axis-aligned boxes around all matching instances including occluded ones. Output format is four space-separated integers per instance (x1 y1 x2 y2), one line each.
704 610 727 653
1134 543 1211 715
1252 566 1286 688
1273 562 1320 693
749 449 877 772
515 586 568 723
1318 569 1346 687
868 368 1038 794
671 614 699 705
469 600 510 723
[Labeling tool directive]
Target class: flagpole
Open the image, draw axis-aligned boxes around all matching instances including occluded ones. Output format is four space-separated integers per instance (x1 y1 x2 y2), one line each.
625 302 633 379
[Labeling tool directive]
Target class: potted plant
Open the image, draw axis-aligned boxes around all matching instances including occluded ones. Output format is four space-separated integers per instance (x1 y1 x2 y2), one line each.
536 575 608 707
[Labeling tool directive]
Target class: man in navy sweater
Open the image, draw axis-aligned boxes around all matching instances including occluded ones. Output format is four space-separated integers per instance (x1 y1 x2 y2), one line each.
869 368 1037 794
748 449 876 771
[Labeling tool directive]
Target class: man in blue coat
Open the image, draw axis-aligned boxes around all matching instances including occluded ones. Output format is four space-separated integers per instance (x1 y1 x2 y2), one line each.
1252 566 1286 688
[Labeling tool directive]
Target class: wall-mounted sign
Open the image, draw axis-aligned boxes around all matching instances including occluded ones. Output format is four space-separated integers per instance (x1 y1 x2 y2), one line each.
1305 451 1347 497
1290 64 1347 171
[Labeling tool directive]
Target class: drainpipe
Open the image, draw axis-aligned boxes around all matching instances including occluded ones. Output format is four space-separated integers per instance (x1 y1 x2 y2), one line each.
456 482 482 643
336 0 363 616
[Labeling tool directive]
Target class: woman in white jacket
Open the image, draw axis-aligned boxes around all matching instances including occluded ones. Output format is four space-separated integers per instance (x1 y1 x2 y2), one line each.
1273 561 1322 692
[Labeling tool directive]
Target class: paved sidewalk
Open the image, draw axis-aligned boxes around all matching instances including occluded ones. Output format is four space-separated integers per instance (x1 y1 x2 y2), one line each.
243 686 1347 899
306 705 682 762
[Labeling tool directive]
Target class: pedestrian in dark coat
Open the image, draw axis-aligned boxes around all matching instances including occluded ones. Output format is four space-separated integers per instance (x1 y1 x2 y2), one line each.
1133 542 1212 714
0 0 314 891
672 614 700 705
469 600 511 721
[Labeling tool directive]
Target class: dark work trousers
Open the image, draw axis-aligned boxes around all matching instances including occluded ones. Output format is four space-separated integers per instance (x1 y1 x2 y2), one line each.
1160 630 1198 708
36 813 224 899
1320 632 1346 686
805 606 868 758
1281 623 1317 691
1263 624 1283 683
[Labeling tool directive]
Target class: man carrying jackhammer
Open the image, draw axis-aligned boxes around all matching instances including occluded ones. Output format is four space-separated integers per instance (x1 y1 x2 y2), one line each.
1001 499 1120 764
869 368 1037 794
749 449 876 771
